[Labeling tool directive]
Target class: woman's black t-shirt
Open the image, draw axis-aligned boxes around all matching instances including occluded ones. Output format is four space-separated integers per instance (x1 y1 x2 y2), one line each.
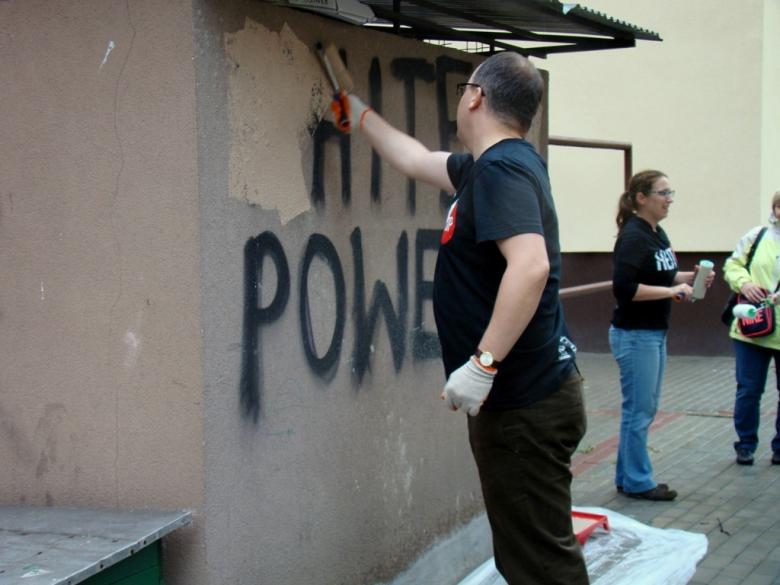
611 216 678 330
433 138 576 411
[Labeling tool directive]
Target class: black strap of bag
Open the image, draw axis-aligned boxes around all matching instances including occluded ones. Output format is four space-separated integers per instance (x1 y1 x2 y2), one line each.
745 227 768 274
721 227 768 325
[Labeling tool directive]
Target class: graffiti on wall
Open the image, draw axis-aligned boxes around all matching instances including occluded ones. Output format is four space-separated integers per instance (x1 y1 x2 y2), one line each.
311 54 472 210
240 53 473 422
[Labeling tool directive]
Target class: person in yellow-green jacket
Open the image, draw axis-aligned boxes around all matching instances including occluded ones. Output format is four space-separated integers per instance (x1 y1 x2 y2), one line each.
723 190 780 466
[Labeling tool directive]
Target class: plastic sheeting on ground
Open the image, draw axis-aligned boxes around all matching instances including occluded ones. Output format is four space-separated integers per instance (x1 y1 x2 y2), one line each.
457 506 708 585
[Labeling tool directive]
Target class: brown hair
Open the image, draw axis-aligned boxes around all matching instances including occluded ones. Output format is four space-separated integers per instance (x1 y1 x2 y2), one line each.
616 169 667 231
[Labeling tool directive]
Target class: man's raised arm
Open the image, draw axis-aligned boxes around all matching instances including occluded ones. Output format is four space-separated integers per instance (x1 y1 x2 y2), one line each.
343 95 455 195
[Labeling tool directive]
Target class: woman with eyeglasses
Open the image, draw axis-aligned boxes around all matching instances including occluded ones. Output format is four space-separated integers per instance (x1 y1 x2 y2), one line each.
609 170 711 501
723 190 780 467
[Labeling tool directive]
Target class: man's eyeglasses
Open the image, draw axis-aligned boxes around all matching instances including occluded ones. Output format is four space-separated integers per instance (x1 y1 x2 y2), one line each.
456 82 484 97
649 189 676 199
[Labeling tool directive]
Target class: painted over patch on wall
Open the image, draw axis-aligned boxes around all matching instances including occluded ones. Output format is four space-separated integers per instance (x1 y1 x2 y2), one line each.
225 18 328 223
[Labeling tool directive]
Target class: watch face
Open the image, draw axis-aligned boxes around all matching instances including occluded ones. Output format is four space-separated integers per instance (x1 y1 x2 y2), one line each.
479 352 493 367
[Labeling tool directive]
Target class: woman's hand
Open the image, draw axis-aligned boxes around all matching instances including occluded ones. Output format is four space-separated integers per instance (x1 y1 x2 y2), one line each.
671 283 694 302
740 282 766 304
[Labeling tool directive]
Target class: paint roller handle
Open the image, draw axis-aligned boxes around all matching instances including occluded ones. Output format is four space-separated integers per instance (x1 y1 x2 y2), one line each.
315 43 370 133
331 93 371 134
672 283 694 303
330 90 351 132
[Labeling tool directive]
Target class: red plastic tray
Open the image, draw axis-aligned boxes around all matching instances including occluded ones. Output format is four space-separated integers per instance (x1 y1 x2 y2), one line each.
572 511 609 545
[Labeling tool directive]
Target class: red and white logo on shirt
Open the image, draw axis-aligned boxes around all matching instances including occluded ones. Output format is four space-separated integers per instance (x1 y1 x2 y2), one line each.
441 200 458 244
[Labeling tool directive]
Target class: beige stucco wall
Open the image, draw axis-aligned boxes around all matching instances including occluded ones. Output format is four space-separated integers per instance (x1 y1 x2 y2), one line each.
3 1 551 584
0 0 206 582
193 3 510 583
538 0 778 252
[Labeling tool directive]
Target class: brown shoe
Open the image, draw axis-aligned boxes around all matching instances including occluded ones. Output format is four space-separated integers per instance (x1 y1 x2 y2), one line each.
625 484 677 501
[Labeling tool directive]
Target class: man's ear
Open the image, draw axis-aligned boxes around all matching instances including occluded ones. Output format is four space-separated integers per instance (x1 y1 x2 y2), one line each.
467 91 483 111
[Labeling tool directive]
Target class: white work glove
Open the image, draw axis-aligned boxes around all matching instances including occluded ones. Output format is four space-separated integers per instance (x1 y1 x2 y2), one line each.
348 94 369 128
441 357 496 416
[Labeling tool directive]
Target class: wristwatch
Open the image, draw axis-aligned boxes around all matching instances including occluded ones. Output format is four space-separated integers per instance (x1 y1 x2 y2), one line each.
475 349 500 369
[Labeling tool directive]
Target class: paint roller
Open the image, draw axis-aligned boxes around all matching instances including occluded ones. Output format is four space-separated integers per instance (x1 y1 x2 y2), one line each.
733 304 758 319
691 260 714 300
316 43 355 132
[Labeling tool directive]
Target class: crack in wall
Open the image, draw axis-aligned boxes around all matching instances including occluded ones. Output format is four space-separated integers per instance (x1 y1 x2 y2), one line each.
107 0 137 506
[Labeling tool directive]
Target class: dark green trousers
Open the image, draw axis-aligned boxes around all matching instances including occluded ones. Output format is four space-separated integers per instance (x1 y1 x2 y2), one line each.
468 372 589 585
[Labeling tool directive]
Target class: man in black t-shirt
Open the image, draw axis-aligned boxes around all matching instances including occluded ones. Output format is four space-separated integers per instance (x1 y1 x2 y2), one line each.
333 52 588 585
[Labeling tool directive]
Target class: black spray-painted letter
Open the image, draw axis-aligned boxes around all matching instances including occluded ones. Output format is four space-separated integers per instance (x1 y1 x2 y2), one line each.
240 232 290 422
299 233 347 380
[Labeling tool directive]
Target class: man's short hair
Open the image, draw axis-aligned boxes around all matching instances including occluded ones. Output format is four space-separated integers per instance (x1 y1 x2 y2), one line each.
472 52 544 133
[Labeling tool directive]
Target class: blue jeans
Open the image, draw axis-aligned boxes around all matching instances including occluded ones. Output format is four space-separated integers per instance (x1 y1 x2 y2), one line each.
733 339 780 453
609 326 667 493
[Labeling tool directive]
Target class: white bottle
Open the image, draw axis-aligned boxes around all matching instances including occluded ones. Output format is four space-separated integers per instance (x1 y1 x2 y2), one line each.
692 260 714 300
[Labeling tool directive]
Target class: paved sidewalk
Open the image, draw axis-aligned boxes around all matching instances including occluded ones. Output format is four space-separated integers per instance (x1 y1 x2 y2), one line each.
572 353 780 585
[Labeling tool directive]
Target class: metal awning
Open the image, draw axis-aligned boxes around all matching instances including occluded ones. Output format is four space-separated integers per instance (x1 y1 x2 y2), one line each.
266 0 661 57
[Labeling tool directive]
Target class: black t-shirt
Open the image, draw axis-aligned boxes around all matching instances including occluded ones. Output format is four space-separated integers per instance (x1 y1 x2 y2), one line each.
433 138 576 411
611 216 678 330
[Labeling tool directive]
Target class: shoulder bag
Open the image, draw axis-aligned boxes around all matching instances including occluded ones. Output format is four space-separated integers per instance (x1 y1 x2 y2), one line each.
735 291 777 337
